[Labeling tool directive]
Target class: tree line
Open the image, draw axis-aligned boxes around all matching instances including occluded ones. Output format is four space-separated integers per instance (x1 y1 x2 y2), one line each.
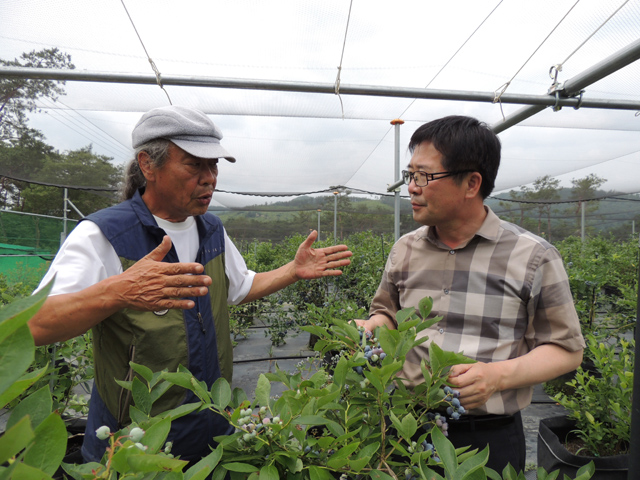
0 48 122 219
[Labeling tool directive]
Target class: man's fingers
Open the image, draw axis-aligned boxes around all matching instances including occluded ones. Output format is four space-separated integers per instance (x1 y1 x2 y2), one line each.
301 230 318 248
145 235 173 263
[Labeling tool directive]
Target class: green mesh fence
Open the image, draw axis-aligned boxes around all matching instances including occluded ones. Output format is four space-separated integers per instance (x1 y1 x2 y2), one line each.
0 210 77 281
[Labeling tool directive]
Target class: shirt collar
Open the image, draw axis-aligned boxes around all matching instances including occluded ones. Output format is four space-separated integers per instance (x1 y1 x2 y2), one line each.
422 205 500 248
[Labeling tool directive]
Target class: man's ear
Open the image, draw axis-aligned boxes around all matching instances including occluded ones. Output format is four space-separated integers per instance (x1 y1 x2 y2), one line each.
466 171 483 198
137 151 155 181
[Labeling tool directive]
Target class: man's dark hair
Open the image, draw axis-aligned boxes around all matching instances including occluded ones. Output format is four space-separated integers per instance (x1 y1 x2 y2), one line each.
408 115 501 199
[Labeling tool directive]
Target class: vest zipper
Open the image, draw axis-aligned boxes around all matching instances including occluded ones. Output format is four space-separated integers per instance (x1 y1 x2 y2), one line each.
117 345 136 428
197 311 206 334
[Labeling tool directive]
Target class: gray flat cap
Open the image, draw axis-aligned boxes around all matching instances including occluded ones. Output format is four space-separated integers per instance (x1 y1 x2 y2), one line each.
132 106 236 162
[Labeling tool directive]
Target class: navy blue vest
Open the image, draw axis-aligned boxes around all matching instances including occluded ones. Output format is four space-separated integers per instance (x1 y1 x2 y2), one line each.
81 190 234 463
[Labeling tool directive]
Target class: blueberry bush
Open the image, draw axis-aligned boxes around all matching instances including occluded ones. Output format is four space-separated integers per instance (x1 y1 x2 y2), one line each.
1 276 597 479
71 297 593 480
552 333 634 457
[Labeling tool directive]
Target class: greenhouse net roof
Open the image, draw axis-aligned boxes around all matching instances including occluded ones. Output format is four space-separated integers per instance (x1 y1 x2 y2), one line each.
1 0 640 209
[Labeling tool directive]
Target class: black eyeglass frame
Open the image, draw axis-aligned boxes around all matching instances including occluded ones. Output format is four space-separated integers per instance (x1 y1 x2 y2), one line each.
402 169 475 187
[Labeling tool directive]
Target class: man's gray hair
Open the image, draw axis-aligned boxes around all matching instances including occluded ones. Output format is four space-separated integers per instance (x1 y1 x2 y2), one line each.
120 139 171 200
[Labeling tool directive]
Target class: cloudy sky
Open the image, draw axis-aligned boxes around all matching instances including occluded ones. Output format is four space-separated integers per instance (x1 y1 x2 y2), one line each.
1 0 639 207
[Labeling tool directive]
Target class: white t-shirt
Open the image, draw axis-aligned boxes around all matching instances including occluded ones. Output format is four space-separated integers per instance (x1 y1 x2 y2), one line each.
36 218 255 305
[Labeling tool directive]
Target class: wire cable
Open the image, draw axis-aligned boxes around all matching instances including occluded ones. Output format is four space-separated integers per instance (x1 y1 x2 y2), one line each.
493 0 581 117
334 0 354 119
552 0 631 77
342 0 505 186
38 98 131 157
119 0 172 105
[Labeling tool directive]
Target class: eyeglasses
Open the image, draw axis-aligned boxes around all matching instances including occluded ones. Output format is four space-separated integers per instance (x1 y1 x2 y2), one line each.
402 169 474 187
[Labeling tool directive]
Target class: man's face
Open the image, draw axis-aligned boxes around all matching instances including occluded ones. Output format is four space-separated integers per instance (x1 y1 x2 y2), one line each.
407 142 468 227
142 143 219 222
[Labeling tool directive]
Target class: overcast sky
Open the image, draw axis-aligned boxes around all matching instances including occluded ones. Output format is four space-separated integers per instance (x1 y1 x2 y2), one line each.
1 0 639 207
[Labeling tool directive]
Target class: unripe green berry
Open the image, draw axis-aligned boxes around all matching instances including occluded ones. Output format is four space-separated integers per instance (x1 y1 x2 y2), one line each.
129 427 145 442
95 425 111 440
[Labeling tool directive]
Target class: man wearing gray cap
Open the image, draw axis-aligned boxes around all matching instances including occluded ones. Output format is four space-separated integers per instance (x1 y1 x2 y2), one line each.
29 105 352 466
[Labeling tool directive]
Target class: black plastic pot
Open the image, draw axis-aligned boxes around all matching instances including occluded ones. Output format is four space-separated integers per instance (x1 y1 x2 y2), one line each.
537 415 628 479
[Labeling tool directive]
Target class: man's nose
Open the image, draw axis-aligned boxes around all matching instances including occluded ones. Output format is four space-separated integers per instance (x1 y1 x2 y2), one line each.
407 178 421 194
200 165 217 184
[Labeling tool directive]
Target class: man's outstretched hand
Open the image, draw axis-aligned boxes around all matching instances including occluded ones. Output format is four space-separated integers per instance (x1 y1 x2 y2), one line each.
116 235 212 311
293 230 352 280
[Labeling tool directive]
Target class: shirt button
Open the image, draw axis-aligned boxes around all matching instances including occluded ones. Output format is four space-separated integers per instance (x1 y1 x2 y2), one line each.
449 250 455 255
444 289 450 295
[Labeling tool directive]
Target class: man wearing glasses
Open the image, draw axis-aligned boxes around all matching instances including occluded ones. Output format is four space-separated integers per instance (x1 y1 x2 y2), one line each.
356 115 584 472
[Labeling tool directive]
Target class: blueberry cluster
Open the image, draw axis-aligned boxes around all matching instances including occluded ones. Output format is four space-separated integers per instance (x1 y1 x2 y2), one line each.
422 386 466 439
235 406 283 447
355 326 387 369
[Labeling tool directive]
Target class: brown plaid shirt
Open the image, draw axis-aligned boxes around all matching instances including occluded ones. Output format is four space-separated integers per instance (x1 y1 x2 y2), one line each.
369 207 585 415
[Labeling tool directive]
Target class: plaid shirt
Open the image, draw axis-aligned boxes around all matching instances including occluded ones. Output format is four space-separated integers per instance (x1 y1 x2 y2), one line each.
369 207 585 415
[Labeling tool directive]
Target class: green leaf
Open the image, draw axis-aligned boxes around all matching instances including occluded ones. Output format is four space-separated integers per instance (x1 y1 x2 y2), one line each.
276 453 303 474
395 306 417 325
307 465 335 480
185 446 222 480
574 461 595 480
454 445 489 479
332 355 348 388
129 406 147 424
110 441 140 473
0 281 50 344
376 328 397 363
130 361 154 383
23 412 67 476
223 462 260 473
127 453 189 472
0 325 35 398
362 368 385 393
0 416 35 465
254 374 271 408
161 371 196 390
369 470 395 480
148 381 172 406
315 387 341 409
157 401 202 421
210 377 231 409
418 296 433 319
141 416 172 453
397 317 421 332
431 425 457 475
131 377 152 416
388 411 408 440
0 365 48 408
7 462 55 480
400 413 418 439
259 464 279 480
7 385 52 431
190 376 210 401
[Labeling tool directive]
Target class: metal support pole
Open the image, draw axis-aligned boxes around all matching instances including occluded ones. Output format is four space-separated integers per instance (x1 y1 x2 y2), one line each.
2 66 639 112
317 209 321 242
391 119 405 242
61 187 68 245
333 191 338 243
629 233 640 480
581 201 585 242
492 37 640 134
